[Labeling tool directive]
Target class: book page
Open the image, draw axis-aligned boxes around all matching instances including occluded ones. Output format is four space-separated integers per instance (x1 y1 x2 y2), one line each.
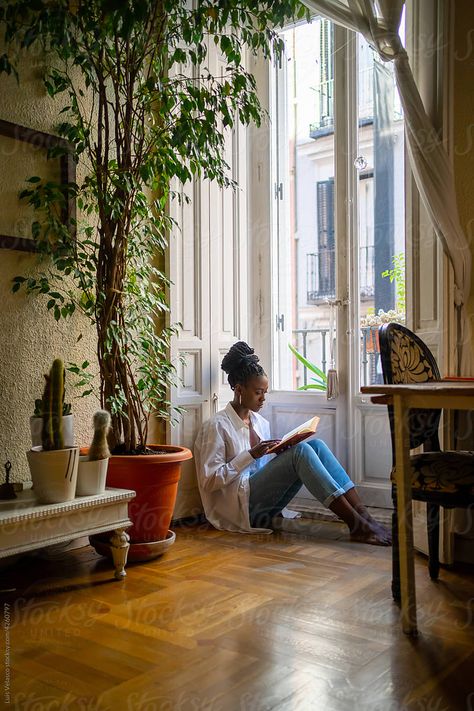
266 416 320 454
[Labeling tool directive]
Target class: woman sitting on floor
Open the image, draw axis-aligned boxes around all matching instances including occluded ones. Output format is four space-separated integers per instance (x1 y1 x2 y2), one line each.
194 341 391 545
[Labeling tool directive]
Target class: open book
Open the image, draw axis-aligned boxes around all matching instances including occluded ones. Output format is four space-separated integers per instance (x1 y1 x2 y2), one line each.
266 416 320 455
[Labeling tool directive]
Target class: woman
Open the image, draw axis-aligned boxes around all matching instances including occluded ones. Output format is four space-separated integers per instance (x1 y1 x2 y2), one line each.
194 342 391 545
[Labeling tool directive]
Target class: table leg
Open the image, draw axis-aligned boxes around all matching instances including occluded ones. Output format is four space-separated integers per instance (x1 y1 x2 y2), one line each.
110 528 130 580
393 395 417 635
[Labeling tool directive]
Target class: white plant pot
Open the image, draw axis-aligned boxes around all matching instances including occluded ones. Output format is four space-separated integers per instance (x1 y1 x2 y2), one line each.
76 457 109 496
30 415 75 448
27 446 79 504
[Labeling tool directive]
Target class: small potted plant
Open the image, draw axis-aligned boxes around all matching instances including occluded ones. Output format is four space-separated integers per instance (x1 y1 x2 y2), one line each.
76 410 111 497
26 359 79 504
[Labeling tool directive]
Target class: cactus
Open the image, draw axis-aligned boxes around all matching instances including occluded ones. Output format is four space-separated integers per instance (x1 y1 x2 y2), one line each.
41 374 52 450
41 359 65 451
87 410 111 461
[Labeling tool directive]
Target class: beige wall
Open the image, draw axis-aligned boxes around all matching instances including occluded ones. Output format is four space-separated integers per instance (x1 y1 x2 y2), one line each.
0 48 97 483
453 1 474 321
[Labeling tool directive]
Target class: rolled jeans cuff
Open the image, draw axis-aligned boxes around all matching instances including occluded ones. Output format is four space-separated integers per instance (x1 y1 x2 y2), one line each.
323 481 354 508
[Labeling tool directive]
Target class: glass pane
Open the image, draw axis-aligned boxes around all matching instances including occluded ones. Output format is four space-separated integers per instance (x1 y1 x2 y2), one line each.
275 19 336 393
357 25 405 388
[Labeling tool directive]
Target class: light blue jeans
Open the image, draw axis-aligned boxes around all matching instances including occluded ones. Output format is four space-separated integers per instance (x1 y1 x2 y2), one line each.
248 439 354 528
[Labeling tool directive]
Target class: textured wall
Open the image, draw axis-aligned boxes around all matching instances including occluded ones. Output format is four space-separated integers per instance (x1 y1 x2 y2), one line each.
0 46 98 483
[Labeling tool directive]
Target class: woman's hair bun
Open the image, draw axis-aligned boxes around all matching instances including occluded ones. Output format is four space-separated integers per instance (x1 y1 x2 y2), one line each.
221 341 256 374
221 341 263 387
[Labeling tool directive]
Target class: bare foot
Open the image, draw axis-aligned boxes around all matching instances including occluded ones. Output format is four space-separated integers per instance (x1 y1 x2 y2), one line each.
349 514 392 546
354 505 392 544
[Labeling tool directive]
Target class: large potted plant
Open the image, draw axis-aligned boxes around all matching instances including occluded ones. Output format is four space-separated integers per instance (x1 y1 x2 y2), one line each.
1 1 306 553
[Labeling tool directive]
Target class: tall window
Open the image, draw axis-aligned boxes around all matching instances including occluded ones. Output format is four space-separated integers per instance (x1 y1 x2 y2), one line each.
272 16 405 392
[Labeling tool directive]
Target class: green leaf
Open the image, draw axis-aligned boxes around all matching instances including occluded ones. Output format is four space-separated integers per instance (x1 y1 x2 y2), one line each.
288 343 327 382
298 384 327 391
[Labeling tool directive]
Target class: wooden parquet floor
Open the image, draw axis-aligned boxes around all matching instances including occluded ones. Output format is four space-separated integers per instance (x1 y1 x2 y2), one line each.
1 520 474 711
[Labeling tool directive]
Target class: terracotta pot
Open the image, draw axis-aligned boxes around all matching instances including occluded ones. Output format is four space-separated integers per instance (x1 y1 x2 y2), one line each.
90 529 176 563
105 445 193 543
365 328 380 354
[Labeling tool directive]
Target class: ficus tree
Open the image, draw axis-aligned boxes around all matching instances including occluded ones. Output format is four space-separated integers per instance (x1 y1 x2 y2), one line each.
0 0 307 452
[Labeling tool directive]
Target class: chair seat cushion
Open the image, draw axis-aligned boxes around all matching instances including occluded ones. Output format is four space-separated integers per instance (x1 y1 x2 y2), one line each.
391 451 474 493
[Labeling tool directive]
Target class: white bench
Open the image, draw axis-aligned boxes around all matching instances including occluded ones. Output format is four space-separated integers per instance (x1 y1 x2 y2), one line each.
0 487 135 579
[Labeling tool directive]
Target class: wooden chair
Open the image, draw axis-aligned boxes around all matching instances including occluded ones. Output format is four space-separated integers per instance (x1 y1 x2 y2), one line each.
378 323 474 600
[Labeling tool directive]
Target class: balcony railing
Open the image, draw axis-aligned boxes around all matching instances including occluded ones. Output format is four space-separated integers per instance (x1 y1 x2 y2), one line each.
309 79 334 139
309 58 402 140
307 247 375 304
306 250 335 303
292 326 383 388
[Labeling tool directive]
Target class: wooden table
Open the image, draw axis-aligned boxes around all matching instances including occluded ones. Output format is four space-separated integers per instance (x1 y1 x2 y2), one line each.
0 487 135 579
361 382 474 634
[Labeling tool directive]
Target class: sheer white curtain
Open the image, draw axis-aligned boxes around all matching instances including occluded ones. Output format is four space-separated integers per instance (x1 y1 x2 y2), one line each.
301 0 472 374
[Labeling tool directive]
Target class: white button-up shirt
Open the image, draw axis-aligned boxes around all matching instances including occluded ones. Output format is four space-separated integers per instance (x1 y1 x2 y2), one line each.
193 402 274 534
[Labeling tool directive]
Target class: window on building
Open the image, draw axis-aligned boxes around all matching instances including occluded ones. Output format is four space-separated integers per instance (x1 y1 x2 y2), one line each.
307 178 335 303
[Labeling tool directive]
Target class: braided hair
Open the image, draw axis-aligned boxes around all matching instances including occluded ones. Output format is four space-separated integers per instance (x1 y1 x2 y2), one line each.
221 342 265 389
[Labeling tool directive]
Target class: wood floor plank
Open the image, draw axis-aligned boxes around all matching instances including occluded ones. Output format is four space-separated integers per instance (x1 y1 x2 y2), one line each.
97 611 198 649
198 662 328 711
96 646 258 709
11 656 109 698
6 669 81 710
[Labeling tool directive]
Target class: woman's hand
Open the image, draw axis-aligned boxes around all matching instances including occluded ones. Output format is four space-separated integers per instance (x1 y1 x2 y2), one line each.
249 440 281 459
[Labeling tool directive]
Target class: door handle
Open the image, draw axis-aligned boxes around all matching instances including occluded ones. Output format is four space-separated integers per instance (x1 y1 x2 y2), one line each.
212 393 219 414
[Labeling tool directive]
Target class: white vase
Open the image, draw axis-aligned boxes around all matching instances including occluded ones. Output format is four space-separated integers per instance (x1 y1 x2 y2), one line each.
76 457 109 496
30 415 75 448
27 445 79 504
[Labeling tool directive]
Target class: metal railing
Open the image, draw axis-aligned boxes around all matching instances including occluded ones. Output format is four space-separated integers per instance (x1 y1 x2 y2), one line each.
307 247 375 303
292 328 331 387
309 78 334 137
306 250 336 303
292 325 383 388
309 57 403 139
